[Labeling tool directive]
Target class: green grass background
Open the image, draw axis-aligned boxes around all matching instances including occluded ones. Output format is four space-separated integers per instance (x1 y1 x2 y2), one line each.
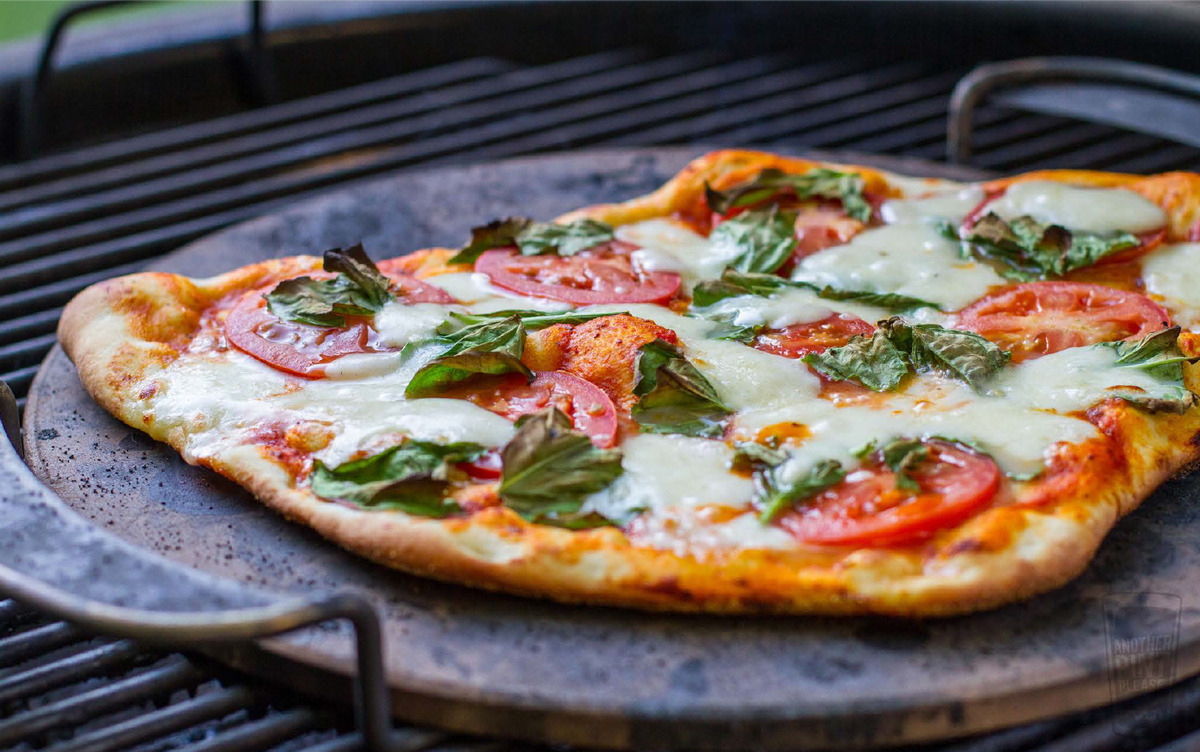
0 1 191 43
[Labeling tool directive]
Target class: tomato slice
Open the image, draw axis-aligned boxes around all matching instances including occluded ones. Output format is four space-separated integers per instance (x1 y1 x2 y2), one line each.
450 370 618 448
753 314 875 359
962 187 1166 264
475 243 680 305
381 273 458 304
225 272 454 378
955 281 1170 363
778 440 1000 547
791 205 864 260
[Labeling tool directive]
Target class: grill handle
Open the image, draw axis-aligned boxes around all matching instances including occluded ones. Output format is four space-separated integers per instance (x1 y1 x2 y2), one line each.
18 0 275 160
0 379 404 751
948 56 1200 163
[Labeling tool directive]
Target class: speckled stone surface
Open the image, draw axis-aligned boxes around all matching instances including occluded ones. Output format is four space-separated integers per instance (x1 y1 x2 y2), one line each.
20 149 1200 750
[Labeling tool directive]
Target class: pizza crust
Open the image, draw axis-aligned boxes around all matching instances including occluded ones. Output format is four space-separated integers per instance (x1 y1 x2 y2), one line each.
57 150 1200 616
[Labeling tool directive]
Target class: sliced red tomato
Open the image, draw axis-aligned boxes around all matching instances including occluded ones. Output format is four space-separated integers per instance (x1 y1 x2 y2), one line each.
225 272 454 378
460 448 503 480
955 281 1170 363
753 314 875 359
451 370 618 448
792 206 864 259
382 273 457 304
778 440 1000 547
225 293 371 378
475 243 680 305
961 186 1166 264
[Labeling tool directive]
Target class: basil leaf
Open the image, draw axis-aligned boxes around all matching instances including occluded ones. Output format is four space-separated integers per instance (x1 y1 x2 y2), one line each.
1099 326 1200 413
756 458 846 524
266 244 393 327
405 316 533 398
802 332 909 391
631 339 732 438
517 218 614 257
803 319 1010 392
814 287 939 312
879 317 1011 391
730 441 789 474
691 270 801 308
705 319 761 343
706 167 872 222
310 440 485 516
691 269 936 311
448 216 613 264
875 438 929 492
437 309 622 333
962 212 1139 278
498 408 625 527
710 207 797 274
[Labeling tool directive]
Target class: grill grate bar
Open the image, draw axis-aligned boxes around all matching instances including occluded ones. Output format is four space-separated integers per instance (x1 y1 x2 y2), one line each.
0 57 521 192
302 729 451 752
0 58 520 209
0 655 205 746
786 93 950 149
434 57 871 164
0 261 147 320
1104 143 1200 175
44 684 259 752
169 706 325 752
0 53 637 216
0 332 60 373
1 364 40 397
0 306 62 347
709 70 963 145
1017 132 1179 172
0 621 80 666
599 61 931 147
0 638 143 704
0 598 34 626
968 122 1120 172
0 50 714 245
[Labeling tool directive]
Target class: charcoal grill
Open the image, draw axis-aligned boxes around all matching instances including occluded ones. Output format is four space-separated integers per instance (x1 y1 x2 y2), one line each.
6 2 1200 751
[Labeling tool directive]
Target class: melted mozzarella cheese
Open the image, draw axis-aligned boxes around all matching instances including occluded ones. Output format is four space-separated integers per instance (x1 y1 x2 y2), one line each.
1143 242 1200 330
426 272 573 313
585 434 753 513
309 396 514 466
791 223 1005 311
323 352 403 380
700 286 886 329
880 186 984 226
617 219 738 287
988 181 1166 234
373 301 452 347
754 378 1099 483
149 343 513 468
989 344 1169 412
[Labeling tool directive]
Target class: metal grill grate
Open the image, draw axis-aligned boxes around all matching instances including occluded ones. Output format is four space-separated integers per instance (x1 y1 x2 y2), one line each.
6 593 1200 752
2 49 1199 408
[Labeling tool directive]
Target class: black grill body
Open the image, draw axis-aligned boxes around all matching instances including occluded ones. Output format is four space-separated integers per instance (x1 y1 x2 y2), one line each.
4 2 1200 750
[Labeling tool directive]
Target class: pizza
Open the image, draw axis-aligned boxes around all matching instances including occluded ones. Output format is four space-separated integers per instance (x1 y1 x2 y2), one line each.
56 149 1200 616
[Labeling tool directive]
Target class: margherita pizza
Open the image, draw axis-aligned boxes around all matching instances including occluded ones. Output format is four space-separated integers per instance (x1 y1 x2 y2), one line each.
57 150 1200 615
